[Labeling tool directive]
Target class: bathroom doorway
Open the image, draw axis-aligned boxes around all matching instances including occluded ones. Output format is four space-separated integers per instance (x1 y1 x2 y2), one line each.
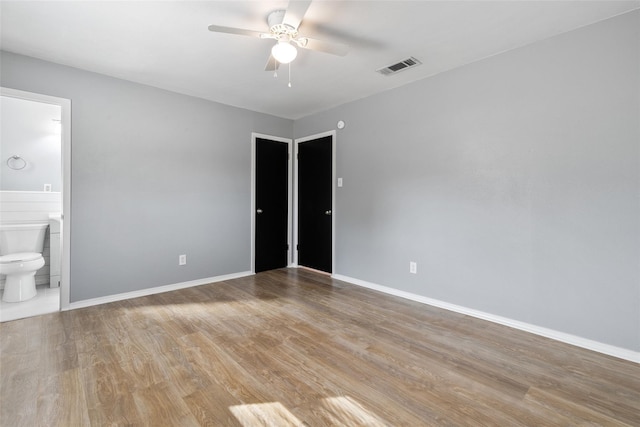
0 87 71 321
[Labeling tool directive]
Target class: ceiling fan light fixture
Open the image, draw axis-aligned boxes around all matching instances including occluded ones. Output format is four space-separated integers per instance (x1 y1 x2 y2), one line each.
271 41 297 64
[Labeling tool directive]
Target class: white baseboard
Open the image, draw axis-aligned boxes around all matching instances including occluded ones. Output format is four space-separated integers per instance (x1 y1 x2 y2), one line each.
67 271 253 311
332 274 639 364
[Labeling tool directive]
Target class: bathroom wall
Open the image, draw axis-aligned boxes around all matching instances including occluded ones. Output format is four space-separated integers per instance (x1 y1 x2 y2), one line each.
1 96 62 192
0 191 61 287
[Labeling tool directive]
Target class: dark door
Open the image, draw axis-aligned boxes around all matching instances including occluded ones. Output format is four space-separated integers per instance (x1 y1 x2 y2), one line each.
298 135 332 273
255 138 289 272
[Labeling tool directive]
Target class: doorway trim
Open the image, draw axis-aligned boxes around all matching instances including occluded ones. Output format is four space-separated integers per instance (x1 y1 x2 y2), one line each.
293 130 336 273
1 87 71 310
250 133 293 273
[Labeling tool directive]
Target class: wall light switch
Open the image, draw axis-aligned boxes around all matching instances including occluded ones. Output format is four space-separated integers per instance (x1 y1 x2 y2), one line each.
44 184 52 192
179 254 187 266
337 178 343 187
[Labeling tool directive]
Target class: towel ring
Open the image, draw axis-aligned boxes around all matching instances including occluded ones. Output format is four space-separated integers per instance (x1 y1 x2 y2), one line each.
6 155 27 170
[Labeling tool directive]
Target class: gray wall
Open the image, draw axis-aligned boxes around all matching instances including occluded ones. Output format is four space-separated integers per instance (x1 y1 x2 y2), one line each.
1 51 292 302
295 11 640 352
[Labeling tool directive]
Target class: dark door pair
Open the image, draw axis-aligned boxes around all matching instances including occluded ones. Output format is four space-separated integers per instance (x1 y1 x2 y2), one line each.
254 136 332 273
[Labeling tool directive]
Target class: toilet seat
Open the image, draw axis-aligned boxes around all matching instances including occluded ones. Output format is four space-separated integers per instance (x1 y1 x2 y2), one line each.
0 252 42 263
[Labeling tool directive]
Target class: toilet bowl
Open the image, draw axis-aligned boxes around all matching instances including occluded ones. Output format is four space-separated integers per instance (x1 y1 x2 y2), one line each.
0 223 48 303
0 253 45 302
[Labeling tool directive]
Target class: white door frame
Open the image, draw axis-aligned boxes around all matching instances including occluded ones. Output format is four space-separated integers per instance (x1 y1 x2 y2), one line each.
1 87 71 310
250 133 293 273
293 130 336 273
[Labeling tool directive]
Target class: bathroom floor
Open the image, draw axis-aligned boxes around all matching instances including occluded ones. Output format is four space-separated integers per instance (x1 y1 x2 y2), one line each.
0 285 59 322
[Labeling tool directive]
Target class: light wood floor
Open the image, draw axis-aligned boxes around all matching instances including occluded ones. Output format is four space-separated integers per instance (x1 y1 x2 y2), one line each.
1 268 638 426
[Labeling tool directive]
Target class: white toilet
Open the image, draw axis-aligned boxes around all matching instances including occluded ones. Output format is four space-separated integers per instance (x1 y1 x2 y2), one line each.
0 223 48 303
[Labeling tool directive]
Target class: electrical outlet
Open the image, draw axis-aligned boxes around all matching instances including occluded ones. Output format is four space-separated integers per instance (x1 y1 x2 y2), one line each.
179 254 187 266
409 261 417 274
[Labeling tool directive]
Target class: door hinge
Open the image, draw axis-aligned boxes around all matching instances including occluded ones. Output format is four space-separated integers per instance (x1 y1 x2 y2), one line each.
296 244 299 251
287 244 289 250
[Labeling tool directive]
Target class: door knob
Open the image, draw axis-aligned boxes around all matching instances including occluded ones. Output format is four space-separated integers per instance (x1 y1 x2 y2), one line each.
256 209 263 214
325 210 332 215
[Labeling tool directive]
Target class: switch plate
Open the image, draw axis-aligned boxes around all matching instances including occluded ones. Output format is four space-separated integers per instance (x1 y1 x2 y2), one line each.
409 261 417 274
44 184 52 192
179 254 187 265
337 178 343 187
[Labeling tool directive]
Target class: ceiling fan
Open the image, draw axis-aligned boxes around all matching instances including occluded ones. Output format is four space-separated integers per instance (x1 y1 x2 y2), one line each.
208 0 349 72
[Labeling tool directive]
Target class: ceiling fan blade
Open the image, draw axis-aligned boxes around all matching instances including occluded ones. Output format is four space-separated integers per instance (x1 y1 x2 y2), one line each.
283 0 312 30
208 25 266 38
264 54 280 71
299 37 349 56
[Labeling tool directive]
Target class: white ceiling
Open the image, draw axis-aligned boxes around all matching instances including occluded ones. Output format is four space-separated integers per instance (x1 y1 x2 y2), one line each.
1 1 638 120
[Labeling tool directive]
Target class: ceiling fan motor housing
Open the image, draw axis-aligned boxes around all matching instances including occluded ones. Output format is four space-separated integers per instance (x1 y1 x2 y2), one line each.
268 10 298 41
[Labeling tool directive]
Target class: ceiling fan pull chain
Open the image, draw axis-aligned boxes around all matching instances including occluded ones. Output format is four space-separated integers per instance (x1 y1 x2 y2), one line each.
288 62 292 88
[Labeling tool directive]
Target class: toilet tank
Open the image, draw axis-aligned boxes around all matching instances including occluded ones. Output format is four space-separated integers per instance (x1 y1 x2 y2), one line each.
0 223 49 255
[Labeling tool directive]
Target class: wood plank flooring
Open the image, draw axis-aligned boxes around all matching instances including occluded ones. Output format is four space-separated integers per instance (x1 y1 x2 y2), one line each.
1 268 639 426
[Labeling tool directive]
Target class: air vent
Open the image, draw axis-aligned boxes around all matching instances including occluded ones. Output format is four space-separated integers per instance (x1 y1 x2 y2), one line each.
376 57 422 76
